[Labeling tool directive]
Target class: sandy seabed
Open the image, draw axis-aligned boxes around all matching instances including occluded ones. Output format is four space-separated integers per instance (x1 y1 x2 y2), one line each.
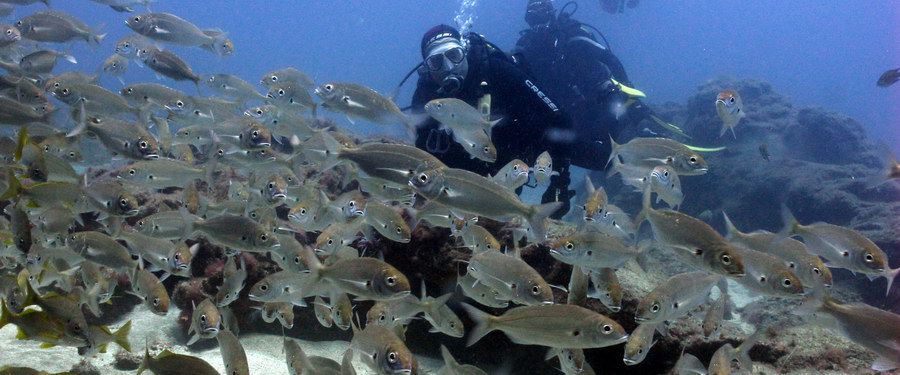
0 305 442 374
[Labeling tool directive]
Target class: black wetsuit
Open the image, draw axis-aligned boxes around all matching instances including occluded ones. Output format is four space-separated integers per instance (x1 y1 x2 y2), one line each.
412 33 575 218
514 15 649 171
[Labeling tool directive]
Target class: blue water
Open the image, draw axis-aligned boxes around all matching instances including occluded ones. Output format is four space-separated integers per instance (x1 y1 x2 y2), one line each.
35 0 899 152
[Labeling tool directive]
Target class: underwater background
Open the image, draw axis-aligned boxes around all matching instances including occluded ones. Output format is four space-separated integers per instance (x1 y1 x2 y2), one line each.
0 1 897 374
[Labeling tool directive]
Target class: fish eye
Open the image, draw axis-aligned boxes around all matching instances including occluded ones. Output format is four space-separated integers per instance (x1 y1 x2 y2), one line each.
260 234 268 241
61 88 69 95
267 182 275 189
782 278 792 287
4 30 9 36
602 324 613 333
531 285 541 295
418 173 428 183
139 141 148 149
326 238 334 246
152 297 160 306
721 254 732 265
260 284 268 291
864 253 874 262
387 352 398 363
270 75 278 82
132 16 141 22
813 267 821 275
241 235 248 241
841 251 850 257
788 262 796 269
483 146 489 152
689 157 697 163
119 198 129 207
252 130 260 138
324 84 333 91
395 226 402 234
299 208 307 215
663 171 669 177
128 169 136 175
759 275 767 283
386 276 396 286
200 315 207 323
564 242 574 250
277 89 285 96
729 97 735 103
176 100 184 108
293 256 301 264
650 303 660 313
255 109 263 115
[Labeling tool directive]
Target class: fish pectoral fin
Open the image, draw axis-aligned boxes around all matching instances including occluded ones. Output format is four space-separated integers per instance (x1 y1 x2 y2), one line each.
337 278 370 289
341 96 367 109
152 26 171 34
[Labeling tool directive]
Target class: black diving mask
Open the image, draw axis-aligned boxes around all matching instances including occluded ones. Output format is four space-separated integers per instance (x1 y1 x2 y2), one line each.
425 45 465 71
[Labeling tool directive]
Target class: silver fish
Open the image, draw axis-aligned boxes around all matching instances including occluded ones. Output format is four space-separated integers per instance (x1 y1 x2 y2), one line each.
634 271 724 324
215 256 246 307
462 303 628 348
15 10 105 44
489 158 529 191
623 322 659 366
780 206 897 295
437 344 487 375
466 249 552 306
137 47 201 85
410 167 561 239
350 323 418 375
532 151 559 185
608 137 709 176
217 330 250 375
187 298 220 345
126 12 232 55
715 90 745 139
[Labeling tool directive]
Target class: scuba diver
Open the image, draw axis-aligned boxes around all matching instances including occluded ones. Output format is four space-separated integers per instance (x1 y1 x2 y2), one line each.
513 0 665 171
405 24 576 218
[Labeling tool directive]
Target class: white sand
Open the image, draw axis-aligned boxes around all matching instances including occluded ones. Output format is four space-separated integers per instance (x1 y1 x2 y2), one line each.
0 306 441 374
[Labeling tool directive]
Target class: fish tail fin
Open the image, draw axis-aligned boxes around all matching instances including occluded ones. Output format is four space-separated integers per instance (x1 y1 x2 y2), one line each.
460 302 495 347
0 299 11 330
92 33 107 45
730 125 737 139
136 343 150 375
776 204 799 240
66 101 88 137
82 283 102 317
319 132 345 171
440 344 459 367
178 205 195 241
885 266 900 296
527 202 563 240
633 183 653 229
794 283 827 315
605 135 620 169
0 170 21 202
722 211 739 240
62 53 77 65
717 278 733 320
113 320 132 352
